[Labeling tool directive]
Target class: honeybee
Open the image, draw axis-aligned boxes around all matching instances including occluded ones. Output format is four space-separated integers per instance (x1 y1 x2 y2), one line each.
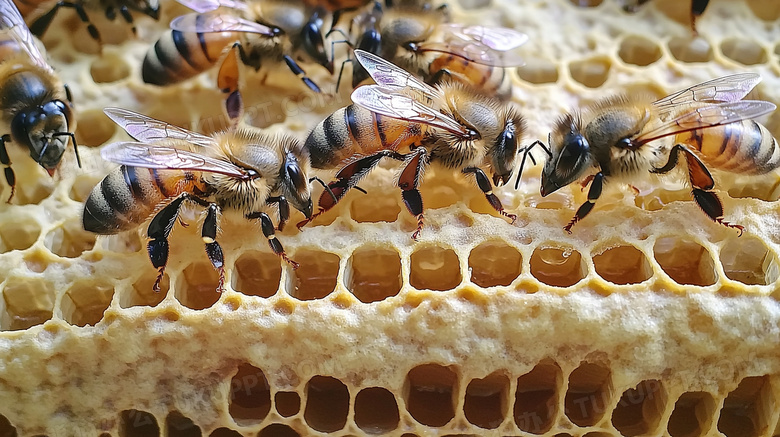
538 73 778 235
83 108 313 292
622 0 709 34
299 49 525 239
0 0 79 202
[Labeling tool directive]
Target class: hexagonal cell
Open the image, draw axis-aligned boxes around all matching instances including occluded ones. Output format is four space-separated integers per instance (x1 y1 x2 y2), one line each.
720 38 768 66
410 246 461 291
60 280 114 327
0 216 40 253
14 175 54 205
304 376 349 433
175 262 221 310
746 0 780 20
517 60 559 85
564 362 612 427
634 188 690 212
229 363 271 426
530 247 586 288
258 424 299 437
514 361 562 434
69 173 104 203
468 241 522 288
275 391 300 417
618 35 663 66
720 236 779 286
231 251 282 298
569 57 611 88
165 412 200 437
668 37 713 63
289 250 340 301
654 237 717 286
718 376 774 437
120 410 160 437
208 428 241 437
464 372 509 429
668 391 716 437
350 193 401 223
421 183 460 210
593 245 652 285
74 109 116 147
120 272 169 308
0 414 16 437
612 380 666 436
354 387 400 433
44 221 96 258
345 247 402 303
2 278 55 331
405 364 458 427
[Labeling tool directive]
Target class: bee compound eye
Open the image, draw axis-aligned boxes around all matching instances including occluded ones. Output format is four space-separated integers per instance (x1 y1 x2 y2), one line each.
286 163 306 192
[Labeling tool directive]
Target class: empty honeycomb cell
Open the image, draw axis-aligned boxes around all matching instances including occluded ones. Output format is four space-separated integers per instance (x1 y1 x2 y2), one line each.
464 372 508 429
0 216 40 253
60 281 114 327
275 391 301 417
405 364 458 427
303 376 350 433
514 361 562 434
564 362 612 427
668 37 714 63
612 380 666 436
258 424 299 437
175 263 221 311
468 241 522 288
746 0 780 20
569 57 611 88
74 109 117 147
530 247 586 288
618 35 663 66
421 184 460 209
208 428 241 437
289 250 340 300
592 245 652 285
120 273 169 308
653 237 717 286
517 60 559 84
69 173 104 203
228 363 271 426
717 376 774 437
667 391 716 437
350 193 401 223
354 387 400 433
409 246 461 291
719 236 779 286
345 247 402 303
44 222 96 258
165 412 201 437
720 38 768 66
2 278 54 331
0 414 16 437
634 189 690 212
14 179 54 205
231 251 282 298
120 410 160 437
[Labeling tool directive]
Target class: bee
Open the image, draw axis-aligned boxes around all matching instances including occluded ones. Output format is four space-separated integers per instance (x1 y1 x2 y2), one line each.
538 73 778 235
83 108 313 292
622 0 709 34
299 49 525 239
0 0 79 202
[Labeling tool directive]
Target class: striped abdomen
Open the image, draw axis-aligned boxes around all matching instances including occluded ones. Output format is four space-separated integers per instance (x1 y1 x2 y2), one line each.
141 29 237 86
428 54 511 100
677 120 780 175
83 166 206 235
304 104 424 169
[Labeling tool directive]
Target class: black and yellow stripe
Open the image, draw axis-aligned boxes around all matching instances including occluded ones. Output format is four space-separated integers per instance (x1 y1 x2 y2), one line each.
141 27 236 86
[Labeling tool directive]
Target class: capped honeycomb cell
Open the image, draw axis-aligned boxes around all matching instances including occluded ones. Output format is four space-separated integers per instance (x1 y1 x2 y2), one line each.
121 273 169 308
345 247 402 303
44 220 96 258
289 250 340 300
593 245 652 285
514 361 562 434
0 216 40 253
717 376 774 437
468 241 522 288
303 376 349 433
354 387 400 433
165 412 200 437
517 60 559 84
275 391 300 417
564 362 612 427
228 363 271 426
60 280 114 327
75 109 117 147
120 410 160 437
405 364 458 427
410 246 461 291
258 424 299 437
350 192 401 223
208 428 241 437
667 391 716 437
569 57 611 88
654 237 717 286
175 262 221 310
612 380 666 436
530 247 586 288
719 236 779 286
618 35 663 66
231 251 282 298
464 372 508 429
2 278 55 331
668 37 713 63
720 38 768 66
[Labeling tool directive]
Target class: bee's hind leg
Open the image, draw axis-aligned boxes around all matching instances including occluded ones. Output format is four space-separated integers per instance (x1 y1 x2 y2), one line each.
147 195 189 292
463 167 516 224
565 172 604 234
248 211 299 269
397 148 429 240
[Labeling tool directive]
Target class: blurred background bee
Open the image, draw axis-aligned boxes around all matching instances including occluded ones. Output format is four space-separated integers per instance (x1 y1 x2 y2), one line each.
538 73 778 234
83 107 313 292
621 0 709 34
0 0 79 202
299 50 525 239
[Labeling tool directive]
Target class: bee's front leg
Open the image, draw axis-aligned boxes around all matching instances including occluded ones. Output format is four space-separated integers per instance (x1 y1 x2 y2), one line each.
201 203 226 291
248 211 299 269
565 171 604 234
463 167 516 224
0 135 16 203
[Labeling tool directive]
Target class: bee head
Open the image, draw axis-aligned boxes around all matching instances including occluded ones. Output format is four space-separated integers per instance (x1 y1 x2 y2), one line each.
541 114 591 197
280 140 313 219
11 100 73 174
489 108 525 186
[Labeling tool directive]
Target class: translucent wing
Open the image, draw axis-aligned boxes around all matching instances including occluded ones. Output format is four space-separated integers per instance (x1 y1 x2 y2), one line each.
175 0 249 13
652 73 762 115
413 24 527 67
635 100 776 147
0 0 50 71
170 11 276 35
353 49 439 98
104 108 218 149
101 142 248 177
351 85 470 137
442 24 529 51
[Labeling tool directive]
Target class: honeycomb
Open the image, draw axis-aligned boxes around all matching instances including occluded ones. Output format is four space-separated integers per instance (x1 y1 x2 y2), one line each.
1 0 780 436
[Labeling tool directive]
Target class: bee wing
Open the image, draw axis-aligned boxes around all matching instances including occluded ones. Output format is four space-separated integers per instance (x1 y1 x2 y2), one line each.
175 0 249 12
351 85 470 137
414 24 527 67
104 108 219 149
652 73 763 115
442 24 529 51
170 11 276 35
101 142 248 178
0 0 51 71
635 100 776 147
353 49 439 98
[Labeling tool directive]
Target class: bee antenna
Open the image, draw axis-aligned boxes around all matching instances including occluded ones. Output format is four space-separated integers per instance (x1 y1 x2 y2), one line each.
309 176 338 203
513 140 549 190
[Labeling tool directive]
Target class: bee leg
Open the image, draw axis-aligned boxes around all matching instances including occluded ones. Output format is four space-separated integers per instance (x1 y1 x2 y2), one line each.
104 6 116 20
118 5 136 34
0 135 16 203
564 172 604 234
146 195 188 292
219 44 244 124
463 167 516 224
248 211 299 269
691 0 709 34
283 55 321 94
201 203 226 291
267 196 290 231
579 174 595 191
398 149 428 240
31 1 101 44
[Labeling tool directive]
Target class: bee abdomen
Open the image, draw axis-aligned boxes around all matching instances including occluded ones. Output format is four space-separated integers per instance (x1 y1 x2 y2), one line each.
142 29 228 86
305 106 357 169
83 166 161 235
693 121 780 175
